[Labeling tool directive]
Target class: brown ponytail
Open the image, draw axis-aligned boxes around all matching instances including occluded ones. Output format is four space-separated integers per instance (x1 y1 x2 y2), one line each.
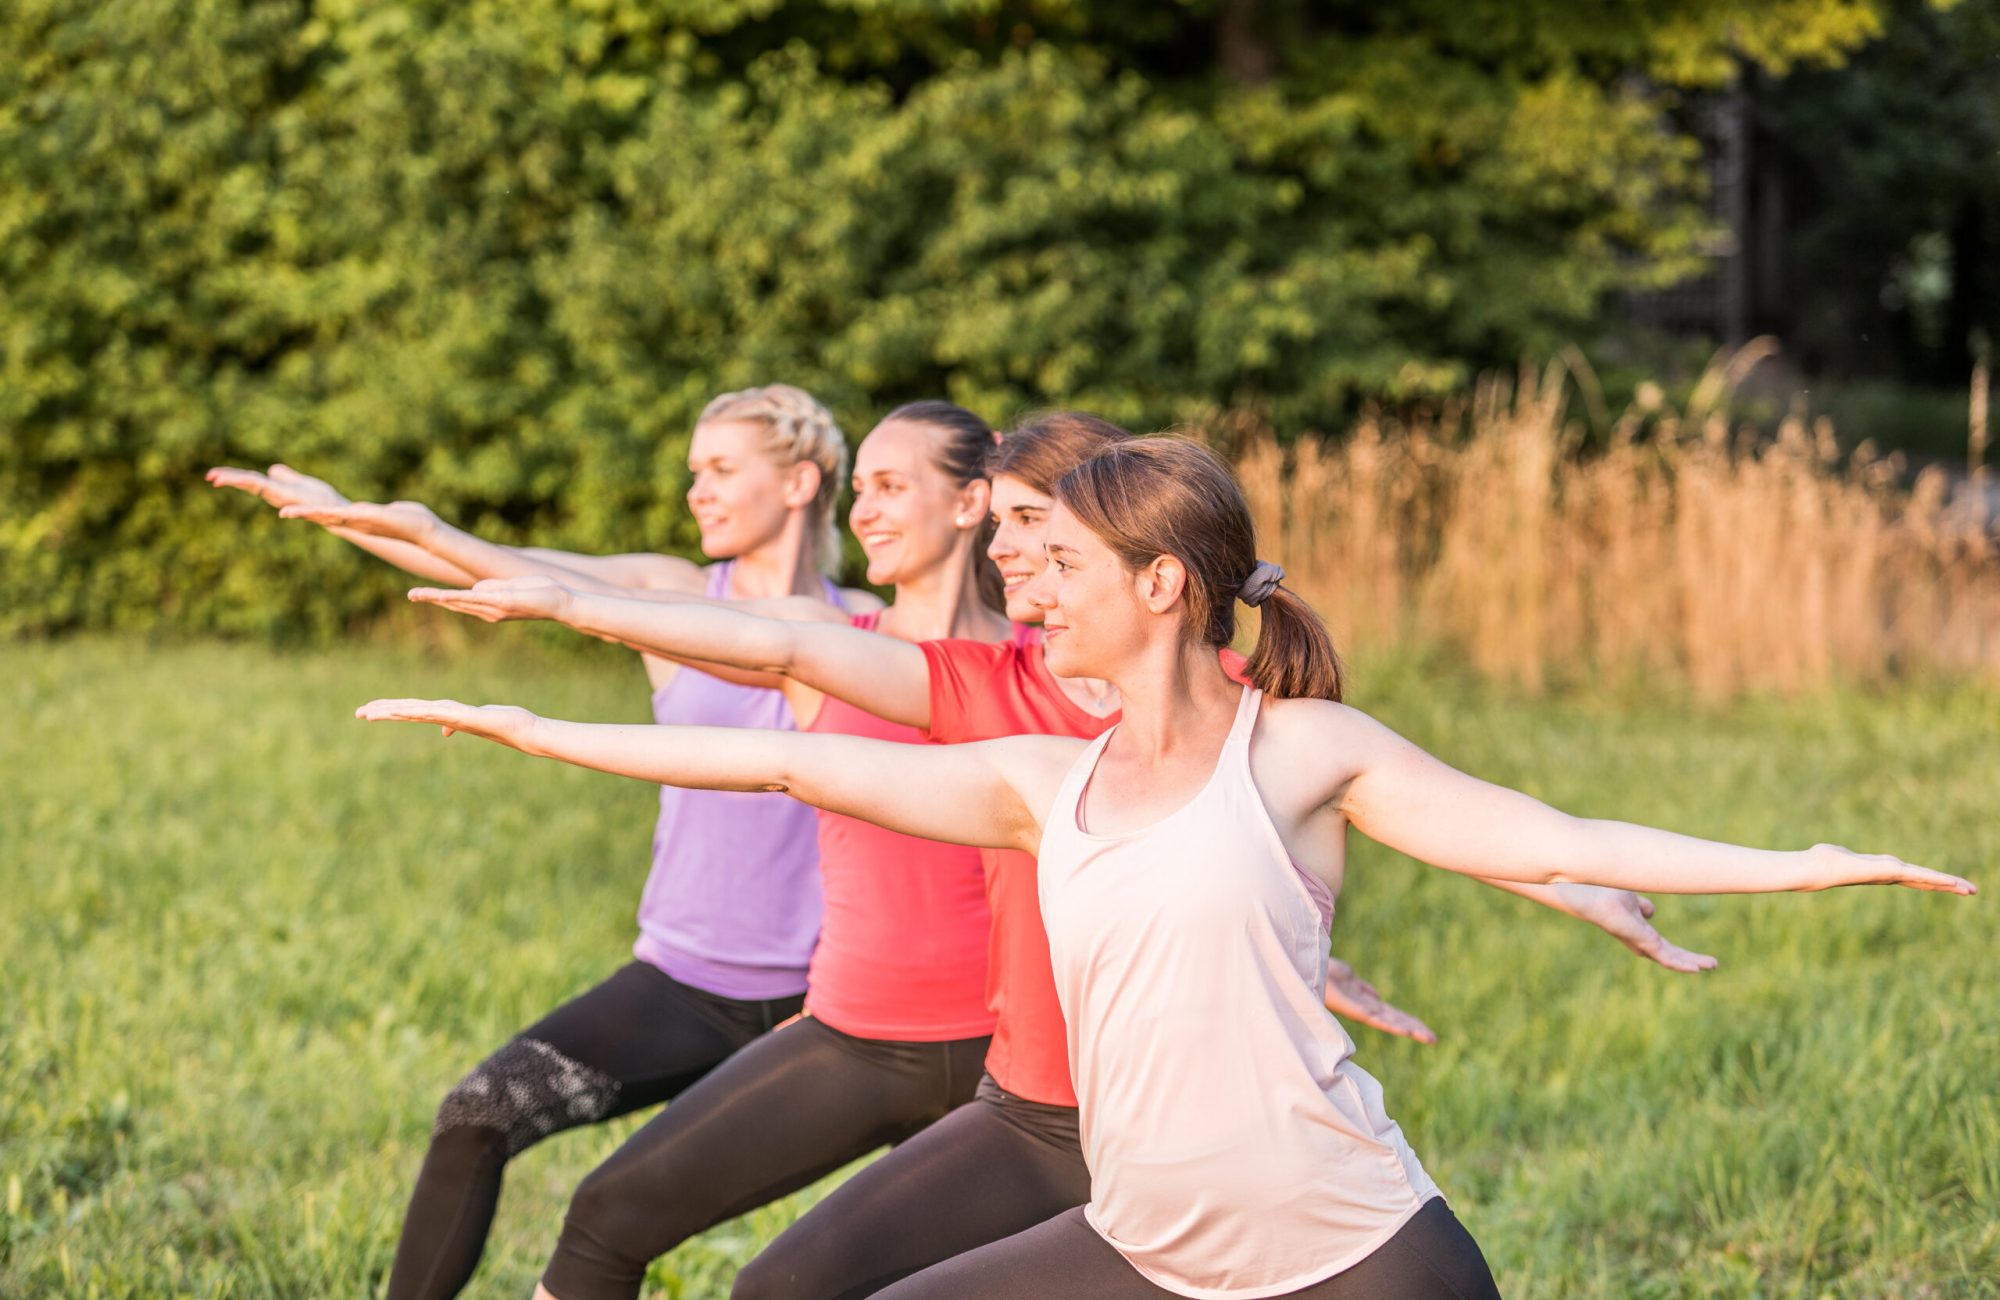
1054 437 1345 702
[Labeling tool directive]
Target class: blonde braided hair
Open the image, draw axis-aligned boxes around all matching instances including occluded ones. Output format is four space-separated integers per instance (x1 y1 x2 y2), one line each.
696 384 850 574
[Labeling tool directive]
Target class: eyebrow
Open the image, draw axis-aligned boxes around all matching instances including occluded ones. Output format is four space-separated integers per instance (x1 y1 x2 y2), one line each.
1044 542 1081 559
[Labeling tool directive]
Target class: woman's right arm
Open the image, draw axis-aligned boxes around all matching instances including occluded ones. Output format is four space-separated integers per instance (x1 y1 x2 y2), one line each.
409 578 934 727
355 698 1071 852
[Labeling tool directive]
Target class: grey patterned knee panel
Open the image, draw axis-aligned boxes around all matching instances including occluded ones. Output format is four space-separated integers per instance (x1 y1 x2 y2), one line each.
434 1038 621 1157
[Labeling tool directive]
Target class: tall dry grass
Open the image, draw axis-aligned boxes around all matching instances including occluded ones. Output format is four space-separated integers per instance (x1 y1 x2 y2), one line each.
1233 346 2000 696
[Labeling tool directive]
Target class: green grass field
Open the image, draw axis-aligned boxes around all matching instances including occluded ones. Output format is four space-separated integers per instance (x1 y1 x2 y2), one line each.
2 637 1996 1298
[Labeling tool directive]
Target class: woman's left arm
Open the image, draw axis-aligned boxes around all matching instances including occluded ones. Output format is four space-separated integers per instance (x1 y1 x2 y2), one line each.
1323 704 1975 897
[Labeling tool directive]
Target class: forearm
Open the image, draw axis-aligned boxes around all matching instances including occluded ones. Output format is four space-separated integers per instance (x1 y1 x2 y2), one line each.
514 718 1022 849
563 592 799 675
562 592 930 725
1409 801 1812 895
329 528 480 585
1542 818 1815 894
422 527 609 588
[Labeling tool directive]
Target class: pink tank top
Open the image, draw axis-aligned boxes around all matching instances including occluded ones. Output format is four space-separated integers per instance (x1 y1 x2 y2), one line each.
800 611 997 1041
1037 686 1439 1299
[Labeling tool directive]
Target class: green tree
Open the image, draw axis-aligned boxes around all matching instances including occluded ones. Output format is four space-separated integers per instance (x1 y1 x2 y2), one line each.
0 0 1918 636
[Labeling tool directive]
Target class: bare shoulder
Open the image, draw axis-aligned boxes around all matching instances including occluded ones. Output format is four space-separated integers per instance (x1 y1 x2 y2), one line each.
839 586 887 614
1251 695 1405 806
975 733 1090 802
1256 695 1388 748
635 554 707 591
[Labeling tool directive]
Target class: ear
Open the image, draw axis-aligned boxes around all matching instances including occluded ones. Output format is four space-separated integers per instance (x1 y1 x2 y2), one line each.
781 460 822 511
953 477 993 530
1135 554 1189 615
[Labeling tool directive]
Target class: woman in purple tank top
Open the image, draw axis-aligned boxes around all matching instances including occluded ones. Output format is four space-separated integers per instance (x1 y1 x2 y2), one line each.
207 384 876 1300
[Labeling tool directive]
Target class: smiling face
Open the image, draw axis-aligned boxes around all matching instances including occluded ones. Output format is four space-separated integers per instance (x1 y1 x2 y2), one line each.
685 419 814 558
987 474 1059 623
848 418 986 586
1028 503 1182 680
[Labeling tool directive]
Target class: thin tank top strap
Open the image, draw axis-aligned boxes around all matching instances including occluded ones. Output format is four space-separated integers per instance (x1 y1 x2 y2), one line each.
819 572 847 610
1050 725 1118 833
703 559 735 599
1223 683 1263 761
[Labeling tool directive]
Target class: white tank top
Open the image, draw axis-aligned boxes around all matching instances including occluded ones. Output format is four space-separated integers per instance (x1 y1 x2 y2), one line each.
1038 686 1440 1299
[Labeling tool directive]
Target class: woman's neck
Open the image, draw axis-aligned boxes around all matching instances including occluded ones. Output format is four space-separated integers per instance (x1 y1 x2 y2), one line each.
723 518 822 600
1106 637 1242 762
882 548 1010 643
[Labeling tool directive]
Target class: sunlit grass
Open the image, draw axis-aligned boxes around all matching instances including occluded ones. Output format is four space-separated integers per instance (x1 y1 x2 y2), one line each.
2 637 1994 1297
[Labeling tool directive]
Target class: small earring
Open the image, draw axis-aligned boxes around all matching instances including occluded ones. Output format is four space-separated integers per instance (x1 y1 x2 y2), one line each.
955 516 971 527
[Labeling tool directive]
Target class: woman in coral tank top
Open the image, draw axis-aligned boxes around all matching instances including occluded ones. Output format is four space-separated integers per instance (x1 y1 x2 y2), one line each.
411 414 1718 1298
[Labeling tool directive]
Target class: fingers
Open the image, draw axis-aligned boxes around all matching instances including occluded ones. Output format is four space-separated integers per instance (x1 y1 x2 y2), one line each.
277 504 348 524
354 698 484 731
1639 935 1720 974
205 467 273 497
1354 1003 1439 1046
1324 966 1438 1046
1636 894 1656 919
1898 867 1977 895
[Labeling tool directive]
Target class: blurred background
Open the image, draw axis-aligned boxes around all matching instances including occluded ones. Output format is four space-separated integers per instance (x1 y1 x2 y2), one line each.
3 2 1997 1296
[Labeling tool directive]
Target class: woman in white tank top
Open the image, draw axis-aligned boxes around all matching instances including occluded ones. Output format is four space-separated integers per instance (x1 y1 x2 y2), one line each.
357 438 1975 1299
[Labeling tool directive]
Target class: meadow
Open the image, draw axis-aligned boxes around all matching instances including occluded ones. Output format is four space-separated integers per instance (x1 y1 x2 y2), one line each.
2 633 1995 1297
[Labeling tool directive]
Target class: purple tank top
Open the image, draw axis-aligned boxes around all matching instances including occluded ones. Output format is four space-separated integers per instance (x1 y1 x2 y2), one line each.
631 561 837 1000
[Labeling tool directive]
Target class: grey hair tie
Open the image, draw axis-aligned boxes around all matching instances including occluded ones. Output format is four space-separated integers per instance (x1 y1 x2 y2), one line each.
1238 560 1285 607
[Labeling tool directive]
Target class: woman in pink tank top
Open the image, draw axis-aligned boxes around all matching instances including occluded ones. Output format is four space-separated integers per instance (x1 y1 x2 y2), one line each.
361 437 1973 1299
210 385 870 1300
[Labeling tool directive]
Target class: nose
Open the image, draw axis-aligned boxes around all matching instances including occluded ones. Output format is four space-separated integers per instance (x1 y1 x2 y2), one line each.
1021 560 1058 612
987 521 1015 563
687 471 715 506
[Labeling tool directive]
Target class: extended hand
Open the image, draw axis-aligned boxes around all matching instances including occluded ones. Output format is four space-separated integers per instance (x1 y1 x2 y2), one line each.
205 463 349 512
1553 884 1719 973
280 499 441 543
355 698 540 748
409 576 574 624
1804 844 1977 894
1324 957 1437 1046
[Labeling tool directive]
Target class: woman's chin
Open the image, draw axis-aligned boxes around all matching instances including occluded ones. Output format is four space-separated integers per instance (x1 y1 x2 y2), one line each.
695 528 743 559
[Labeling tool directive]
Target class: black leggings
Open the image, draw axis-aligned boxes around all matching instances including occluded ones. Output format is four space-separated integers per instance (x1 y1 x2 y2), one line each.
733 1075 1091 1299
874 1197 1501 1300
384 961 800 1300
542 1013 990 1300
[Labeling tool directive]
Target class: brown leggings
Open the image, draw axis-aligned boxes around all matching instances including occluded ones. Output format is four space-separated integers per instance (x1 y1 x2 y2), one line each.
873 1197 1501 1300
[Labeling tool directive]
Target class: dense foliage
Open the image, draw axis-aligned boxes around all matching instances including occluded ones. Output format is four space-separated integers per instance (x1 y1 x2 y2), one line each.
0 0 1921 635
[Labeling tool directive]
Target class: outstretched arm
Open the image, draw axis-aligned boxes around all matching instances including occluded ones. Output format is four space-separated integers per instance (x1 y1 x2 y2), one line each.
273 500 701 594
1325 705 1975 897
355 698 1071 854
407 578 924 721
206 465 480 585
